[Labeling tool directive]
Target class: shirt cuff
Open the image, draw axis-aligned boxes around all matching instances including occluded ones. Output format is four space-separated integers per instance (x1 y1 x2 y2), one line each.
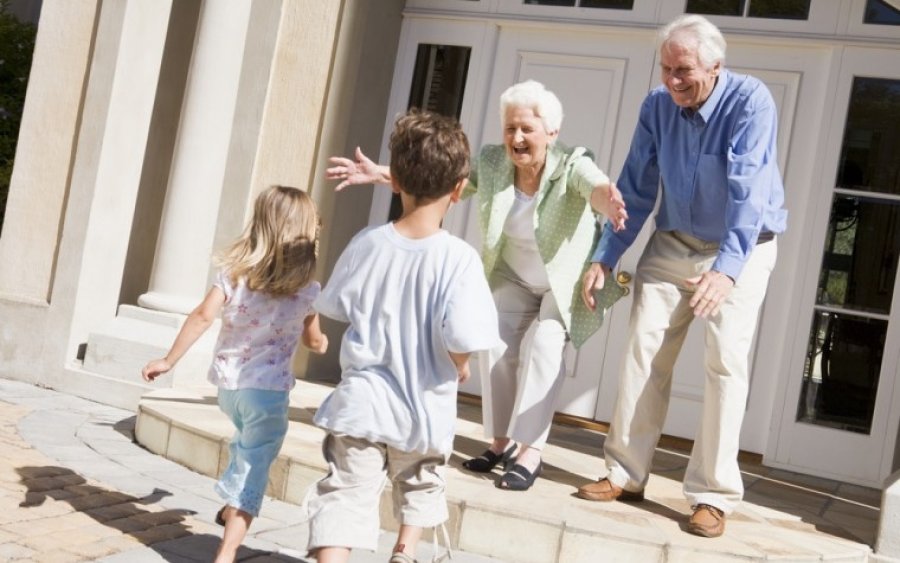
712 253 746 281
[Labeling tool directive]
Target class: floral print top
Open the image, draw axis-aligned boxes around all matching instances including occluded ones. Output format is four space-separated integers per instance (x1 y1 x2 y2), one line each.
207 269 320 391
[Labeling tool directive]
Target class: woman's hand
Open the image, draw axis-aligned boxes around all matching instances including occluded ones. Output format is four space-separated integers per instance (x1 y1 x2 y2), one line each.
326 147 391 190
590 182 628 232
581 262 611 311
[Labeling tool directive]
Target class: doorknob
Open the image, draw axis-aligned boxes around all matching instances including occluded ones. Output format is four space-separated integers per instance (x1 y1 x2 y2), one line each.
616 271 633 285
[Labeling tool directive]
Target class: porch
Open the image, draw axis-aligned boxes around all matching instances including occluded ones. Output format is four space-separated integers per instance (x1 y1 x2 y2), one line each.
134 380 879 562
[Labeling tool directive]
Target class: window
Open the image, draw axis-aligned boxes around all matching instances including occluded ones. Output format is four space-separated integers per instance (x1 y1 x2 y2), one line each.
865 0 900 25
523 0 634 8
686 0 810 20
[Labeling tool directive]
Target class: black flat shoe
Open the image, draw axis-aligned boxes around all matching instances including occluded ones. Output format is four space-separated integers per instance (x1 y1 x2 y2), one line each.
497 462 542 491
462 444 517 473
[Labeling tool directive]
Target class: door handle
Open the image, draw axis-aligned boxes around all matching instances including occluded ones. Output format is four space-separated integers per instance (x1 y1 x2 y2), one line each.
616 271 633 285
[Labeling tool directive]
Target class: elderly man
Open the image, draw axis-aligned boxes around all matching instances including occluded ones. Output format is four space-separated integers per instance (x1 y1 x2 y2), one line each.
577 14 787 538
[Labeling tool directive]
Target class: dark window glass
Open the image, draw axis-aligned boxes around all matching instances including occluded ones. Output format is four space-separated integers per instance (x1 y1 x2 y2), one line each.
390 44 471 221
837 78 900 197
797 312 886 434
816 196 900 315
687 0 810 19
748 0 810 19
865 0 900 25
524 0 575 5
686 0 743 16
578 0 634 8
524 0 634 7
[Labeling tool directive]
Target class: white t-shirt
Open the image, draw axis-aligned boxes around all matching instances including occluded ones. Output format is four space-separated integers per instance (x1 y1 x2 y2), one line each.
500 188 551 289
313 223 501 455
208 269 320 391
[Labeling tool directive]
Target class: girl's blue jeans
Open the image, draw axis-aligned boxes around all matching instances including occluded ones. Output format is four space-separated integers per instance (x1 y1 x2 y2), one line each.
215 388 290 517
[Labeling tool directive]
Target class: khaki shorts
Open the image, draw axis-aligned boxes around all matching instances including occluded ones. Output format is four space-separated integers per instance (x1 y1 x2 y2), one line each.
306 433 449 552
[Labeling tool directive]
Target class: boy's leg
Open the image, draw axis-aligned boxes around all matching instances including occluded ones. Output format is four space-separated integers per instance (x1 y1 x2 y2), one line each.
306 434 387 555
315 547 351 563
387 447 449 559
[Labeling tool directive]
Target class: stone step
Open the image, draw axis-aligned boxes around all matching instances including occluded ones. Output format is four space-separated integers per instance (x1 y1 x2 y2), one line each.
134 381 877 563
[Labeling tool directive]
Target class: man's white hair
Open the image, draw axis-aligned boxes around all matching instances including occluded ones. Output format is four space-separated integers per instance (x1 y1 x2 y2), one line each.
659 14 727 68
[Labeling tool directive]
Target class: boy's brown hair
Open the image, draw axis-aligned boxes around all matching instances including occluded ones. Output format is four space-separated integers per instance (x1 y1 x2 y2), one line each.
389 109 470 203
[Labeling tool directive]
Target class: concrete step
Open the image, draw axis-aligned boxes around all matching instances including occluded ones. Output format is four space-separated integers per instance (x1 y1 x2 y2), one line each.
135 381 878 563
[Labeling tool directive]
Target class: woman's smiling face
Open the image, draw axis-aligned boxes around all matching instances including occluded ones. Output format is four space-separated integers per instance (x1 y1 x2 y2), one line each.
503 105 558 171
659 37 720 111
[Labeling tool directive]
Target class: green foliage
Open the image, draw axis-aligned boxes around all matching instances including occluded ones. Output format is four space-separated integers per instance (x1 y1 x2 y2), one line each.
0 0 37 232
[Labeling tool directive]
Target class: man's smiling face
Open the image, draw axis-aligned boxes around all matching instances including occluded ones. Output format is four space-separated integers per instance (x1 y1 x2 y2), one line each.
659 35 720 111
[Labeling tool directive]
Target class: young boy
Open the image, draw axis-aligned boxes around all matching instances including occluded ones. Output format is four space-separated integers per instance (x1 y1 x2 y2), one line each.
307 109 501 563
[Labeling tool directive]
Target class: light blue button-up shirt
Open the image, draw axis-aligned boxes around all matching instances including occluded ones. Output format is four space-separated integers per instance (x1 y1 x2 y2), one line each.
592 69 787 280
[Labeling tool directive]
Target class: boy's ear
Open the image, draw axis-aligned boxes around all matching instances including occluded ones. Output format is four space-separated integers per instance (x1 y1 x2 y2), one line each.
390 177 402 194
450 178 468 203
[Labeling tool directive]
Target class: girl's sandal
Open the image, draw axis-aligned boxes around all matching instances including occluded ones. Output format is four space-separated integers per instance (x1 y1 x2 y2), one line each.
215 506 227 526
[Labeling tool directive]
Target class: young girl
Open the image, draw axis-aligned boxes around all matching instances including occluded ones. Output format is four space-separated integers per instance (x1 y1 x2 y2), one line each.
141 185 328 563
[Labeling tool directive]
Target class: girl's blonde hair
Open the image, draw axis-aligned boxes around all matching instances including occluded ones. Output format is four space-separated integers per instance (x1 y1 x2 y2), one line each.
217 185 319 296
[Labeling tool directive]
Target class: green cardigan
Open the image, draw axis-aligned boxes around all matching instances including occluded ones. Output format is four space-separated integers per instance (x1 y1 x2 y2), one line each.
464 143 612 348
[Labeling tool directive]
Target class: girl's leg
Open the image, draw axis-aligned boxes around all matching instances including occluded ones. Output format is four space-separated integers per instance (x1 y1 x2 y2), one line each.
214 389 290 556
214 506 252 563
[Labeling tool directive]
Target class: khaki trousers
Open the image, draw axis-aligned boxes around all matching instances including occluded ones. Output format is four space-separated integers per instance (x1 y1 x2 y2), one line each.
481 260 568 450
604 230 777 513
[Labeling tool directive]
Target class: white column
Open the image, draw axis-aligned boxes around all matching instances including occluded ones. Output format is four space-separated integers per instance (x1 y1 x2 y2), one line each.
138 1 254 314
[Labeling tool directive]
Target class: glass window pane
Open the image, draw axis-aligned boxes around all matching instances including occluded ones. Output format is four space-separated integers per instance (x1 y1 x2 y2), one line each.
837 77 900 196
797 312 885 434
686 0 743 16
865 0 900 25
816 195 900 315
392 44 472 221
524 0 576 6
748 0 810 20
579 0 634 8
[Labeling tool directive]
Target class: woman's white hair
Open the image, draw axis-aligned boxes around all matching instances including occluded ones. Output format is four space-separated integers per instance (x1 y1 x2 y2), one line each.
658 14 727 68
499 79 564 135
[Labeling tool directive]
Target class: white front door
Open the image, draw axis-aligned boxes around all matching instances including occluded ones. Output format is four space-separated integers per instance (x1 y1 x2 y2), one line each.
768 47 900 487
473 23 658 419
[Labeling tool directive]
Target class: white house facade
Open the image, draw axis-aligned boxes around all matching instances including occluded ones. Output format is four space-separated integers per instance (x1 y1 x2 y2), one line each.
1 0 898 515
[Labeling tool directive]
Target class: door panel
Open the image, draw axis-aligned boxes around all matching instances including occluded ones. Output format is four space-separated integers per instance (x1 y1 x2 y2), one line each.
771 47 900 486
478 24 657 418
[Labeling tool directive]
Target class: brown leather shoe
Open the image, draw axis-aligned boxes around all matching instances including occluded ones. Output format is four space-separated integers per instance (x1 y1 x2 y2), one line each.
687 504 726 538
576 478 644 502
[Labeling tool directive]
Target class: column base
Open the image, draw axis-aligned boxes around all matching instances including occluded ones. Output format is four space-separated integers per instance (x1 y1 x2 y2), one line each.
82 304 218 390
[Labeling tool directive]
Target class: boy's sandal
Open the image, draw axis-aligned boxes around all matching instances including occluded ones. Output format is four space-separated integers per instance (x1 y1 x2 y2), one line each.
462 443 517 473
497 462 542 492
389 551 417 563
215 505 227 526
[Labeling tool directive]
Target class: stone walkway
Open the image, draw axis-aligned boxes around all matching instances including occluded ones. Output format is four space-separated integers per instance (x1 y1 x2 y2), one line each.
0 378 501 562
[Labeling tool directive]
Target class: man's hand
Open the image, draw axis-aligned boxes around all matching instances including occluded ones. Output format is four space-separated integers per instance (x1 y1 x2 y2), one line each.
686 270 734 318
582 262 611 311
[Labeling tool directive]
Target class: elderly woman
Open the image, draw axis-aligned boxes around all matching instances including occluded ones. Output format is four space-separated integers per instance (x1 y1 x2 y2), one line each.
328 80 627 491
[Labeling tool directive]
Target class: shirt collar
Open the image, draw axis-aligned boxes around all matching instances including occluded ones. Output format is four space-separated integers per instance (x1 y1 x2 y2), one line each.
681 68 729 124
